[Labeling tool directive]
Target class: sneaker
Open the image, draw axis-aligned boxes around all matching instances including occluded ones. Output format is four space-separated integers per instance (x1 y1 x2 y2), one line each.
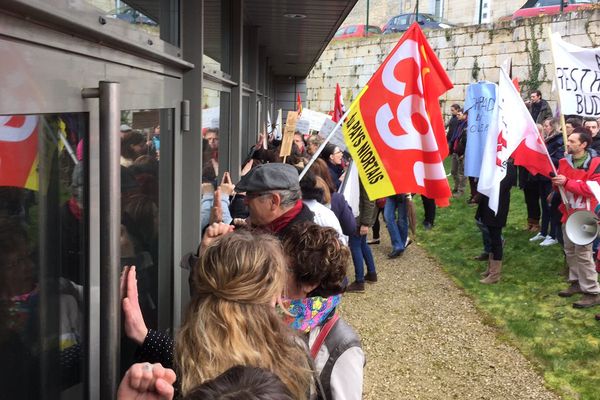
346 281 365 293
558 282 583 297
405 238 413 248
364 272 378 283
387 249 404 259
367 238 380 245
529 233 545 242
573 293 600 308
540 237 558 247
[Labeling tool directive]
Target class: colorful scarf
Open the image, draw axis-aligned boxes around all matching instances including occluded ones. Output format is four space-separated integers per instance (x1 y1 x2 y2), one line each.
280 295 342 333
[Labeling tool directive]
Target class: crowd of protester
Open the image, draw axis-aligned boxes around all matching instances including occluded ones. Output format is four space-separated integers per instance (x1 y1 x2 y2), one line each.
446 90 600 306
4 98 600 399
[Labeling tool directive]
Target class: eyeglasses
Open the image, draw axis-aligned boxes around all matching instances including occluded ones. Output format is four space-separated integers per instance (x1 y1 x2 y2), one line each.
245 192 274 200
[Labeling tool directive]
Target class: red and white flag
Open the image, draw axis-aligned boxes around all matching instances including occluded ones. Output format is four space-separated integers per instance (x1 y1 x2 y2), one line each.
332 83 346 123
341 23 453 206
0 115 39 190
478 66 554 214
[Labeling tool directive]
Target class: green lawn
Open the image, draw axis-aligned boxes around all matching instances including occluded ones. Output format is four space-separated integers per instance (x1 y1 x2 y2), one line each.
416 179 600 400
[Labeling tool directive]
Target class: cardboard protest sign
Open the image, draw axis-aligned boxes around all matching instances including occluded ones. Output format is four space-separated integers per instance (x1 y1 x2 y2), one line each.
319 118 347 152
279 111 298 157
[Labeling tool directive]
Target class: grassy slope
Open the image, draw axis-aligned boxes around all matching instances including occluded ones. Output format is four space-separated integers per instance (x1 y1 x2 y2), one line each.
416 186 600 400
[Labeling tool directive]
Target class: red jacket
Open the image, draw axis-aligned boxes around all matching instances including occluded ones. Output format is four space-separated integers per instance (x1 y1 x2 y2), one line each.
557 152 600 223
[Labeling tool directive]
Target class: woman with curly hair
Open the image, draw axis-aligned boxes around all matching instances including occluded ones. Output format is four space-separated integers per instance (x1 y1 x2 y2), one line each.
281 222 364 400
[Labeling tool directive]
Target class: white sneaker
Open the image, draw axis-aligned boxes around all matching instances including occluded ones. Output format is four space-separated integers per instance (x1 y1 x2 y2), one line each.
540 237 558 246
529 233 545 242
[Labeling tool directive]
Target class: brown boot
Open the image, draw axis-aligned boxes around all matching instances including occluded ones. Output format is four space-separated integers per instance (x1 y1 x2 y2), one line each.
558 282 583 297
527 218 540 232
573 293 600 309
480 254 493 277
480 259 502 284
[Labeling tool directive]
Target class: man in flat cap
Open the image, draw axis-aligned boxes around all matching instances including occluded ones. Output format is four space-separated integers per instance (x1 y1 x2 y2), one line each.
235 163 314 237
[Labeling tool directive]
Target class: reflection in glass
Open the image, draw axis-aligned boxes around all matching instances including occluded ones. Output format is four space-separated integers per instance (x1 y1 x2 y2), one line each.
119 109 172 377
202 89 222 186
0 113 87 399
203 0 232 74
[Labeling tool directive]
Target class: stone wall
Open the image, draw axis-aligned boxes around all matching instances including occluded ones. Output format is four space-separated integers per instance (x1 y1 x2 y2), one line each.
307 9 600 116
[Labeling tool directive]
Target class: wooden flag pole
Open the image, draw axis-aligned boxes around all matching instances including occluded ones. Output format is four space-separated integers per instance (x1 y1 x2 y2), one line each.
546 26 570 208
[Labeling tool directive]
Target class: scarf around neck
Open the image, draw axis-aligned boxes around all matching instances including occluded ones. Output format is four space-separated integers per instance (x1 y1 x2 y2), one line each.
265 200 303 233
280 294 342 333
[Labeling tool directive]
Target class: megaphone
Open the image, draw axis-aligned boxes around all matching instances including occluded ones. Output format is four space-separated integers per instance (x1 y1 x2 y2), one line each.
565 210 600 245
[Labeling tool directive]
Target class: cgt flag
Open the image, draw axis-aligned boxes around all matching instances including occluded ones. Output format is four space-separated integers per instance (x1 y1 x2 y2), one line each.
342 23 453 205
478 65 554 214
296 93 303 115
0 115 39 190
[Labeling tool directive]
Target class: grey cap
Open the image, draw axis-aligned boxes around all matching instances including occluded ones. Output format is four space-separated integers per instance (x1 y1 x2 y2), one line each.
236 163 300 193
120 124 132 132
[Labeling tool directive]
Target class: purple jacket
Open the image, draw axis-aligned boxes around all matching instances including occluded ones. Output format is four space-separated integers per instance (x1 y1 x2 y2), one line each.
330 192 356 236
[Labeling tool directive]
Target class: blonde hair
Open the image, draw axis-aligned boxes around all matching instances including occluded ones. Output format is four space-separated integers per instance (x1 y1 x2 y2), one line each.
176 231 312 398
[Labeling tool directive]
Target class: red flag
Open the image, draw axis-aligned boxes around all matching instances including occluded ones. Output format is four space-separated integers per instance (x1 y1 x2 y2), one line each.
0 115 39 190
296 93 303 115
332 83 346 123
342 23 453 205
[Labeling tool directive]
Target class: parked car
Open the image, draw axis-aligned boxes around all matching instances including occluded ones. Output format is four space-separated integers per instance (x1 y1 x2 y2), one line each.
382 13 453 34
333 24 382 39
105 5 158 26
512 0 595 20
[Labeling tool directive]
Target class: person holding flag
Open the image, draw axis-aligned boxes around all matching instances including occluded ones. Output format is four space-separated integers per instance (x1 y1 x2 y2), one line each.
477 64 556 284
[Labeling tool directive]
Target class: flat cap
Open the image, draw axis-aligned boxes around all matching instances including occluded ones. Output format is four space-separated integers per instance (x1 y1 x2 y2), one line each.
236 163 300 193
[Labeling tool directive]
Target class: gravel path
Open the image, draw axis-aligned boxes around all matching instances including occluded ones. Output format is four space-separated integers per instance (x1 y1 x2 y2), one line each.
339 236 560 400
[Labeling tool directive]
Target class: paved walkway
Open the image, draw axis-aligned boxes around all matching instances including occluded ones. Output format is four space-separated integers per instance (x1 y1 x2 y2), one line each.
339 238 560 399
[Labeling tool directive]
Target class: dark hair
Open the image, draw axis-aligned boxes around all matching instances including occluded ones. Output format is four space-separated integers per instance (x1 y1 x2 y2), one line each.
319 143 337 162
121 131 146 160
298 168 324 203
310 158 337 193
281 222 349 297
451 103 461 111
531 90 542 98
571 129 592 149
566 118 582 128
584 118 599 127
183 366 293 400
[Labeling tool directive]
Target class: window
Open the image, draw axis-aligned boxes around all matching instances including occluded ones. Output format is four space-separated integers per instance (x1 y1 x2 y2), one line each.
346 26 357 34
0 112 88 398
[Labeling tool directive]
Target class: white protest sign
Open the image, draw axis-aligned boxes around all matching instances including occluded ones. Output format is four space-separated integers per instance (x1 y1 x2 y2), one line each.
319 118 347 152
551 32 600 117
202 107 219 129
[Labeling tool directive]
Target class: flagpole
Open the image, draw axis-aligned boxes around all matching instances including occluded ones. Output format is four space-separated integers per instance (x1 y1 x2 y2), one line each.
299 107 353 180
547 27 569 153
546 27 570 207
535 128 569 205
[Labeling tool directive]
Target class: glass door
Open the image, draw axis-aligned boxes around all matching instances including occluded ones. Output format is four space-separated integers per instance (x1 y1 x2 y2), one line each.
0 113 88 399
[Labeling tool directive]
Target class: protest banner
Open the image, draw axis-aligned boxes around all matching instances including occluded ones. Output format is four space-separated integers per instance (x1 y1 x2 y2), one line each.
341 23 453 205
464 81 497 177
279 111 298 158
550 32 600 117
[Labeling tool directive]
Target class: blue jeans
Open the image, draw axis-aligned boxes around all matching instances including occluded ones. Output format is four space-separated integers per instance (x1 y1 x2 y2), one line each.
384 195 408 252
349 234 376 282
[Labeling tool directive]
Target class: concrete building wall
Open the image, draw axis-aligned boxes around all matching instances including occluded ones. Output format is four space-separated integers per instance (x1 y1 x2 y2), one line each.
307 9 600 116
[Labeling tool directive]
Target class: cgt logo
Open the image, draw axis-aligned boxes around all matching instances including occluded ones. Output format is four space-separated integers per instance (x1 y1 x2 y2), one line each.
364 39 446 188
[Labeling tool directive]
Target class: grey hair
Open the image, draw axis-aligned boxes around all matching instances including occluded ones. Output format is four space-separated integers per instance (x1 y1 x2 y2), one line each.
275 189 301 207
